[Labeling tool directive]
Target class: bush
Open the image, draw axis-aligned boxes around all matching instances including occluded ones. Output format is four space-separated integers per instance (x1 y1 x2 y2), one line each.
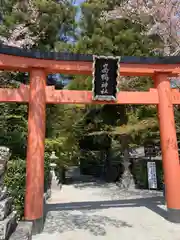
4 158 26 219
45 138 63 155
44 152 51 192
4 153 51 220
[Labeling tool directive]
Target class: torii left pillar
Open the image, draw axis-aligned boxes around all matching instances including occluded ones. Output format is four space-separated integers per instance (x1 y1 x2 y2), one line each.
24 68 46 232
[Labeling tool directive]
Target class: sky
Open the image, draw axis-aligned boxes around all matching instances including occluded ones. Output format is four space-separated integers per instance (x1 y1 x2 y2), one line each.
74 0 85 6
73 0 85 20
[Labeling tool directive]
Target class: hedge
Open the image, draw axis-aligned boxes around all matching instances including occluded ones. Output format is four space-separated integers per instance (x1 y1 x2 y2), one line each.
4 152 51 220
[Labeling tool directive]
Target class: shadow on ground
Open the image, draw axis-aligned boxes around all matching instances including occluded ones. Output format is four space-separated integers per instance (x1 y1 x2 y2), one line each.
43 210 132 236
47 167 165 236
72 179 112 189
67 179 163 202
43 196 166 236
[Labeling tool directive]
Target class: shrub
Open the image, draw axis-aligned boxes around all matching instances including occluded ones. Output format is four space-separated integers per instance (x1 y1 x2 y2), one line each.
4 158 26 219
44 152 51 192
4 153 51 220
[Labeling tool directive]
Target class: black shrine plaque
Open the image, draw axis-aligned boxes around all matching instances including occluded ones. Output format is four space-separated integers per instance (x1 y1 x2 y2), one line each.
92 55 120 101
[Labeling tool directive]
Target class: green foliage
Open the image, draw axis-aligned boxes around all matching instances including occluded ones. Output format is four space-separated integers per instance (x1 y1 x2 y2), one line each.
44 152 51 192
0 0 76 49
0 0 77 160
67 76 92 90
0 103 28 158
75 0 156 56
45 138 64 155
62 0 163 181
131 160 148 189
4 158 26 219
70 0 161 154
4 153 51 220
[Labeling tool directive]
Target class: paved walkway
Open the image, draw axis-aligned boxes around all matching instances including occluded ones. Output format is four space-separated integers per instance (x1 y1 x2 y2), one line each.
33 180 180 240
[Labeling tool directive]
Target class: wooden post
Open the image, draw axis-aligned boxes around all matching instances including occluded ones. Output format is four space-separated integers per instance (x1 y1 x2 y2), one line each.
24 69 46 223
154 73 180 223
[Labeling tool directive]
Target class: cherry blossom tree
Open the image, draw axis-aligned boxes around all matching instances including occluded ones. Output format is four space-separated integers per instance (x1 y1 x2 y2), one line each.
0 0 76 49
102 0 180 56
0 0 75 86
0 1 40 48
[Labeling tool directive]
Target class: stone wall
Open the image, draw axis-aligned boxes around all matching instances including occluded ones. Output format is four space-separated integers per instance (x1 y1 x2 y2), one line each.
0 146 17 240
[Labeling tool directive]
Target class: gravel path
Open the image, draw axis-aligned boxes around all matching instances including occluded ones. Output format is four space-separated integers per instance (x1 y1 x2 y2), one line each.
33 180 180 240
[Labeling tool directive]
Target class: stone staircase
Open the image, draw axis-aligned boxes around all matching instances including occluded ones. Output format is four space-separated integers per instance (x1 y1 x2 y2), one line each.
0 186 17 240
0 146 33 240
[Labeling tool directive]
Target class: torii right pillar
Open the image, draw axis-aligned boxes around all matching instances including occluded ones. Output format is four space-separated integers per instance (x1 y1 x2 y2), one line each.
154 73 180 223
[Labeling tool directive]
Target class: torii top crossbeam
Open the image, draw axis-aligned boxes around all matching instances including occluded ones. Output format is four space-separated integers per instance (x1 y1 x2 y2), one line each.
0 44 180 105
1 44 180 76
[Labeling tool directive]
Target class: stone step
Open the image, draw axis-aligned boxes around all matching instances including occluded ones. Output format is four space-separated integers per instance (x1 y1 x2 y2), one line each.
44 189 51 202
9 221 33 240
0 198 13 221
0 188 8 202
0 211 17 240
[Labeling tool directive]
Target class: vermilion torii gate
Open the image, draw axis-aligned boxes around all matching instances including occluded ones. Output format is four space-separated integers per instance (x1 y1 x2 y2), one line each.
0 45 180 223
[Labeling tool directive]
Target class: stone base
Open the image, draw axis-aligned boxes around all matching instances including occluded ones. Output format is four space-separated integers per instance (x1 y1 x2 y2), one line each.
31 217 44 235
0 211 17 240
0 189 8 202
9 221 33 240
44 189 51 202
167 208 180 223
118 170 135 190
24 195 46 235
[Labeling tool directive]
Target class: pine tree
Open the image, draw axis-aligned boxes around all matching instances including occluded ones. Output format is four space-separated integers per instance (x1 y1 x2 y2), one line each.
0 0 76 158
59 0 161 180
0 0 76 50
70 0 159 145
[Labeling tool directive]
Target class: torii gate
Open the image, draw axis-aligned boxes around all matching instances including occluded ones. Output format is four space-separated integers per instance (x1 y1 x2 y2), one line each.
0 45 180 223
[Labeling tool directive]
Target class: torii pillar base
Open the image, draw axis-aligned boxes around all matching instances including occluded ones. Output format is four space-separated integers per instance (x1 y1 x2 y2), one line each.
155 73 180 223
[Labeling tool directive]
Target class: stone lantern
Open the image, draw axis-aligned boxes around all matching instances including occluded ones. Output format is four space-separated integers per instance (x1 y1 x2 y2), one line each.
49 151 58 180
119 140 135 190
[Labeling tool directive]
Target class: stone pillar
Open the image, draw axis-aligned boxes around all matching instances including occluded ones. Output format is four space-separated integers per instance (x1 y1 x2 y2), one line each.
24 69 46 224
50 163 57 180
154 73 180 223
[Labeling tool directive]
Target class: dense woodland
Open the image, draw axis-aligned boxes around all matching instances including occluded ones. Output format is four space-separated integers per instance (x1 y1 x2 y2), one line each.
0 0 179 217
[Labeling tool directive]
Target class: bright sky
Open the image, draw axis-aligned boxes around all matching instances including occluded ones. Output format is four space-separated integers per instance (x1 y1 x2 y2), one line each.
74 0 85 6
73 0 85 21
